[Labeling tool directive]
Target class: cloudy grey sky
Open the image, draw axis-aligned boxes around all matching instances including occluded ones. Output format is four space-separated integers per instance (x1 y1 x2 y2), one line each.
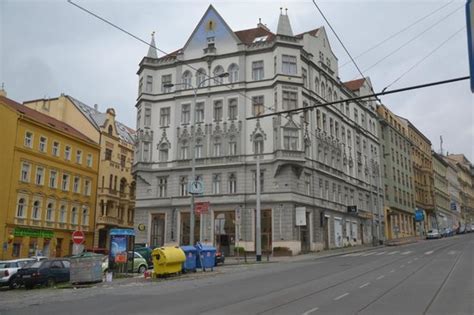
1 0 473 160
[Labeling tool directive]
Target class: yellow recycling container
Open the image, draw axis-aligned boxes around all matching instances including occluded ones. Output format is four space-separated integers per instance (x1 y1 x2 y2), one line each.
152 246 186 278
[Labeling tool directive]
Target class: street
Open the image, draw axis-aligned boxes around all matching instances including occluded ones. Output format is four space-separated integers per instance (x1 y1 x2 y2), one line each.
1 234 472 315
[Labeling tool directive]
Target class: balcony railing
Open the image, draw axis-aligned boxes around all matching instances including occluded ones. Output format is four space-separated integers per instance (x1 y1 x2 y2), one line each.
97 216 120 226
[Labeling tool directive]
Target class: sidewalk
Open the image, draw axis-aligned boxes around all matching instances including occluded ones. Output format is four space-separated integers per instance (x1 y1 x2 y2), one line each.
224 243 384 265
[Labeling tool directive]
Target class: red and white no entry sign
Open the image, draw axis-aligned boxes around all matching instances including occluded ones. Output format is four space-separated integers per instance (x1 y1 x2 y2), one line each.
72 230 85 245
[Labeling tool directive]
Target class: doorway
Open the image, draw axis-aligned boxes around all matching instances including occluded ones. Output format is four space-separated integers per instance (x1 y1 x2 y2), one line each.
323 216 329 250
55 238 63 257
300 212 311 253
98 229 108 249
214 211 236 256
255 209 272 253
151 213 166 247
334 218 343 247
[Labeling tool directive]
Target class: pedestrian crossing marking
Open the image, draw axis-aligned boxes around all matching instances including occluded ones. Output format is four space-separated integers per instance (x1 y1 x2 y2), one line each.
424 250 434 255
361 252 376 256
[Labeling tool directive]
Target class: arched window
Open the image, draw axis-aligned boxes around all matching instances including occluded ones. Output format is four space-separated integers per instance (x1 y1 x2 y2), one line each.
108 125 113 136
71 207 77 224
182 70 192 89
334 92 337 103
46 203 54 221
60 205 66 223
254 134 264 154
321 82 326 99
120 178 127 194
328 87 332 101
196 68 207 87
17 198 25 217
180 140 189 159
315 78 320 94
229 136 237 156
82 206 89 226
195 138 203 158
228 64 239 83
213 66 224 85
159 143 169 162
213 137 222 157
32 200 40 220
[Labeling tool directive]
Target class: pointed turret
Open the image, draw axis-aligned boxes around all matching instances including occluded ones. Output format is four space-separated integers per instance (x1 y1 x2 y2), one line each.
147 31 158 58
276 8 294 36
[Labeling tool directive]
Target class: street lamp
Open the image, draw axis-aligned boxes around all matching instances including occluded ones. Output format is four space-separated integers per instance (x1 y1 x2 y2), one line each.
164 71 229 246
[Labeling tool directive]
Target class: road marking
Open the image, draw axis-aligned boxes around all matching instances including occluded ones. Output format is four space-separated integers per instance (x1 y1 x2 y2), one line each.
414 257 419 261
424 250 434 255
376 275 385 280
375 251 386 256
302 307 319 315
388 251 399 255
407 260 412 264
342 253 362 257
401 251 412 255
447 250 457 255
390 269 395 273
334 293 349 301
362 252 376 256
359 282 370 288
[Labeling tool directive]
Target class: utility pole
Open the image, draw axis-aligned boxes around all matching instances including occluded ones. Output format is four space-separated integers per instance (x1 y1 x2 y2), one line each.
256 153 262 262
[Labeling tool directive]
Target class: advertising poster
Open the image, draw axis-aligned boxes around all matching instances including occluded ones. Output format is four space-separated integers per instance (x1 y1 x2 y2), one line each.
110 235 127 261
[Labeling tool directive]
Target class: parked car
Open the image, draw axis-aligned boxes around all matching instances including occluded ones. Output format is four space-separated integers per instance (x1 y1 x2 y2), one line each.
134 246 153 267
440 228 454 237
0 259 36 289
426 229 441 239
128 252 148 273
16 259 70 289
215 250 225 266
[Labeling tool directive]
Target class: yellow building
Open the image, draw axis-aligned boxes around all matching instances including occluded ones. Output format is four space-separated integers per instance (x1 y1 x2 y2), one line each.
24 95 135 249
398 116 435 233
0 94 100 259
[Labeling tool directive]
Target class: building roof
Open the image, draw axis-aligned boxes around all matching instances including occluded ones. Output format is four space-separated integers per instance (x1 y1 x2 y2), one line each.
234 26 275 45
67 96 135 145
343 78 366 91
147 32 158 58
276 12 294 36
295 28 321 38
0 95 95 144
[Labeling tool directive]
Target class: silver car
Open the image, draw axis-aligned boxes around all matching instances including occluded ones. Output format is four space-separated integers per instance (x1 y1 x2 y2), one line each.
426 229 441 239
0 259 36 289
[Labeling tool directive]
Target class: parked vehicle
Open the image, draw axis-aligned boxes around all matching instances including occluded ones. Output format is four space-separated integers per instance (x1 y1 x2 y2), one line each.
215 250 225 266
426 229 441 239
16 259 70 289
441 228 454 237
134 246 153 267
128 252 148 273
0 259 36 289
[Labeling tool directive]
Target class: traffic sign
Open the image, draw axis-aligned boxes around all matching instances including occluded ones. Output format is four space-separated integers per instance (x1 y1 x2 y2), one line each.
72 230 85 245
467 0 474 92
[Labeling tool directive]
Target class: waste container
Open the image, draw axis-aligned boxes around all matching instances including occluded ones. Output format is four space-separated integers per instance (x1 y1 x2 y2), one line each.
195 244 216 271
180 245 198 273
70 252 103 284
151 246 185 277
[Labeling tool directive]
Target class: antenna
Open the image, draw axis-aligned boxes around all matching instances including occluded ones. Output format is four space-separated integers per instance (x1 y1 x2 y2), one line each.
440 135 444 155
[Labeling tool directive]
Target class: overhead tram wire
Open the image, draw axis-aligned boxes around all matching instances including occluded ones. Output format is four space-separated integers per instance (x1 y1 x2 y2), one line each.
359 4 464 76
340 0 456 68
383 26 466 91
247 76 470 120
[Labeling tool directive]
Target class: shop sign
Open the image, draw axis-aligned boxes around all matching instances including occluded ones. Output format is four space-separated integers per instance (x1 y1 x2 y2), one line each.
195 202 210 214
13 227 54 238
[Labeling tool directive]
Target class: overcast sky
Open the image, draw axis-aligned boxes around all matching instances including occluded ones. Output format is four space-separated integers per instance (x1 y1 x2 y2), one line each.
1 0 473 160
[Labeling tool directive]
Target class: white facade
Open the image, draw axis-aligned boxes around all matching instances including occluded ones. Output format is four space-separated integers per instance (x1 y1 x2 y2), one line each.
133 5 384 255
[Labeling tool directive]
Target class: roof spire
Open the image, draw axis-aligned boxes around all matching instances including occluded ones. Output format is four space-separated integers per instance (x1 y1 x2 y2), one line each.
147 31 158 58
277 8 294 36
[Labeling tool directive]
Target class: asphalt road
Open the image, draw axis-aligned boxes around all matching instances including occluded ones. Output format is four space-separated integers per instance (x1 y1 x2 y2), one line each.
2 234 473 315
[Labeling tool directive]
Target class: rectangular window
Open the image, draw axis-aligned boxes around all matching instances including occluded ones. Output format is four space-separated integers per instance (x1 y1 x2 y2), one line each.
212 174 221 194
105 148 112 161
161 74 172 93
229 173 237 194
252 60 264 81
305 173 311 195
35 167 44 185
179 176 188 196
52 141 60 156
252 96 264 117
160 107 170 127
86 154 93 167
144 108 151 126
158 177 167 197
76 150 82 164
282 91 297 110
214 142 221 157
283 129 299 150
82 207 89 226
282 55 297 75
229 139 237 156
84 179 91 196
120 154 126 167
228 98 238 120
20 163 30 182
181 104 190 124
39 136 47 152
24 132 33 148
73 176 80 193
146 75 153 93
65 146 71 160
62 174 69 191
50 170 57 188
195 102 204 123
302 68 308 88
213 100 223 121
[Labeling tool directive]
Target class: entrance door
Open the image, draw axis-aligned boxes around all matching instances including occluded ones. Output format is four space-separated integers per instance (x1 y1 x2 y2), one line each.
323 217 329 250
214 211 235 257
43 239 51 257
150 214 165 247
55 238 63 257
334 218 343 247
300 212 311 253
255 209 272 253
98 229 108 248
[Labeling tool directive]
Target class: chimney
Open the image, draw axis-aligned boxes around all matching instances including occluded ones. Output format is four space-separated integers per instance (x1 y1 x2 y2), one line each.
94 104 99 111
0 83 6 97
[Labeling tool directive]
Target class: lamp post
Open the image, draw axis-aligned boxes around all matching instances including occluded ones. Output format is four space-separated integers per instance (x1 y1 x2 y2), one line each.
164 71 229 246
